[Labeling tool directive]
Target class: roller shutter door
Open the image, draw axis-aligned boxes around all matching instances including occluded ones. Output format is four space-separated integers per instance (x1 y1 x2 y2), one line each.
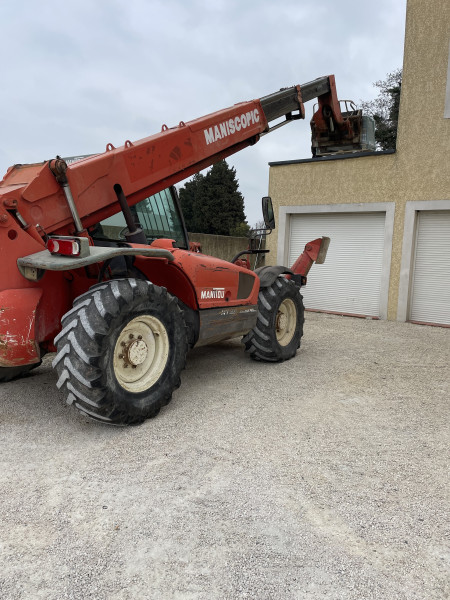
409 211 450 325
288 212 386 317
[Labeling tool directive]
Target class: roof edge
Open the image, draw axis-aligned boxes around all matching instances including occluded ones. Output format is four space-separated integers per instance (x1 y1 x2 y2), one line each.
269 149 395 167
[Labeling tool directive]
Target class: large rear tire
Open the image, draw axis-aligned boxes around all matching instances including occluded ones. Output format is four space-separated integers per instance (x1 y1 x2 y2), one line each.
243 277 304 362
53 279 188 425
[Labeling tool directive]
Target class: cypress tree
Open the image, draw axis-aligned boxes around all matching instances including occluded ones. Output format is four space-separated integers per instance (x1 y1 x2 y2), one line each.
179 172 204 232
179 160 249 235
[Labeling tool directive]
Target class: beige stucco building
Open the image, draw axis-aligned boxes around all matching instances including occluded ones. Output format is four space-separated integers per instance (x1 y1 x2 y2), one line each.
267 0 450 326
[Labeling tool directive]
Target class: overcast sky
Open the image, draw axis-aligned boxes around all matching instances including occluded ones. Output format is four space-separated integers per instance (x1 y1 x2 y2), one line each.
0 0 406 226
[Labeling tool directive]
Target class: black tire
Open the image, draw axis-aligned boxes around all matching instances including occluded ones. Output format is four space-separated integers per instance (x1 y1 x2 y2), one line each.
52 278 188 425
0 362 41 383
243 277 304 362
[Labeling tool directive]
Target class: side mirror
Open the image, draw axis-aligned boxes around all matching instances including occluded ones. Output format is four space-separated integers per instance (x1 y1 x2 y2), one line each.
262 196 275 230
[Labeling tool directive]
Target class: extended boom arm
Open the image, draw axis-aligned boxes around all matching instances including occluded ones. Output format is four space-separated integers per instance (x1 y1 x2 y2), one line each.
0 75 349 238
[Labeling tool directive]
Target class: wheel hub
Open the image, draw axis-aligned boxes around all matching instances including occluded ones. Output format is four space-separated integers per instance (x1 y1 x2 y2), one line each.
276 312 288 332
126 339 148 366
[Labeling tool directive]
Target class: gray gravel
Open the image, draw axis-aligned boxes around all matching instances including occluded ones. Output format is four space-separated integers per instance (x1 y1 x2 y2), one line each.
0 312 449 600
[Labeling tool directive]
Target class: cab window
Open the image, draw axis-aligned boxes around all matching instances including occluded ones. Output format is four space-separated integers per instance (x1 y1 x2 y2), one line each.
99 187 188 248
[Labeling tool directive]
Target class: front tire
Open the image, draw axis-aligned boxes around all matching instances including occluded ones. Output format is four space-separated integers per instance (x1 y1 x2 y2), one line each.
243 277 304 362
53 279 188 425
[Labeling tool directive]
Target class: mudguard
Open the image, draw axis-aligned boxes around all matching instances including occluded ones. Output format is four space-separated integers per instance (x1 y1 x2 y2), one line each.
0 288 43 367
17 246 174 281
254 265 294 288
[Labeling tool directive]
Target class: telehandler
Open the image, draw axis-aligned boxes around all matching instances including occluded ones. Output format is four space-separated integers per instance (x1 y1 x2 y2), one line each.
0 75 366 424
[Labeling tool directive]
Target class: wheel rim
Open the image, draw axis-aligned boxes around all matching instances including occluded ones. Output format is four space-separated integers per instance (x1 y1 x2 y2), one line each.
113 315 169 393
276 298 297 346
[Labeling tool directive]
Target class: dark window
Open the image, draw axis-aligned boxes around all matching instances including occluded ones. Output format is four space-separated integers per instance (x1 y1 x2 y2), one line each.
99 187 187 248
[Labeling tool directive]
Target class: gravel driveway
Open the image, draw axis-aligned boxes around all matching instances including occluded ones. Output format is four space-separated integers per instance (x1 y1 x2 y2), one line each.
1 313 449 599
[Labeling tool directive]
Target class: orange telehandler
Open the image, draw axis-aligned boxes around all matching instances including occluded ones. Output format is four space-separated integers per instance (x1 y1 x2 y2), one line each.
0 75 365 425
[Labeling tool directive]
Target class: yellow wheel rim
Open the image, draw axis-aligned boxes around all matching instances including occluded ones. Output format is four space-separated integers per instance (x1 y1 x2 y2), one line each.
276 298 297 346
113 315 169 393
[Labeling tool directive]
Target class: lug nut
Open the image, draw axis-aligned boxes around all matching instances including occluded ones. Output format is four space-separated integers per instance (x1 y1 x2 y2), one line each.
129 333 134 339
121 341 126 347
118 354 123 359
138 335 143 340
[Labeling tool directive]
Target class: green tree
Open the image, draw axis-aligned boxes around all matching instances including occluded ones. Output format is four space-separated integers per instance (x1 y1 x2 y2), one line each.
361 69 402 150
179 172 204 231
230 221 251 237
179 160 249 236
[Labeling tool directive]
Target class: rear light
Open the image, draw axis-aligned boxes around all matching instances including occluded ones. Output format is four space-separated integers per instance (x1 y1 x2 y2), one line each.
46 236 90 258
48 238 80 256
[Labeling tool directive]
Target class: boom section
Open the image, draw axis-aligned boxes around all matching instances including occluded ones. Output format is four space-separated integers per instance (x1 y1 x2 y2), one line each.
63 77 333 232
65 100 269 230
259 75 331 133
0 76 336 235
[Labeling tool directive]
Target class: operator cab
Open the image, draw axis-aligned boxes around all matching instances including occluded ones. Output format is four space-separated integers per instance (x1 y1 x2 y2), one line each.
91 186 189 250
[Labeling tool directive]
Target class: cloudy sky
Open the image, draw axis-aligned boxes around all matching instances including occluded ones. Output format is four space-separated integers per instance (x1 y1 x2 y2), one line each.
1 0 406 226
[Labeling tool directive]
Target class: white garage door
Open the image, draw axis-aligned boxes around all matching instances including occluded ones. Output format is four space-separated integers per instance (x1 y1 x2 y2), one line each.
288 212 386 317
409 211 450 325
